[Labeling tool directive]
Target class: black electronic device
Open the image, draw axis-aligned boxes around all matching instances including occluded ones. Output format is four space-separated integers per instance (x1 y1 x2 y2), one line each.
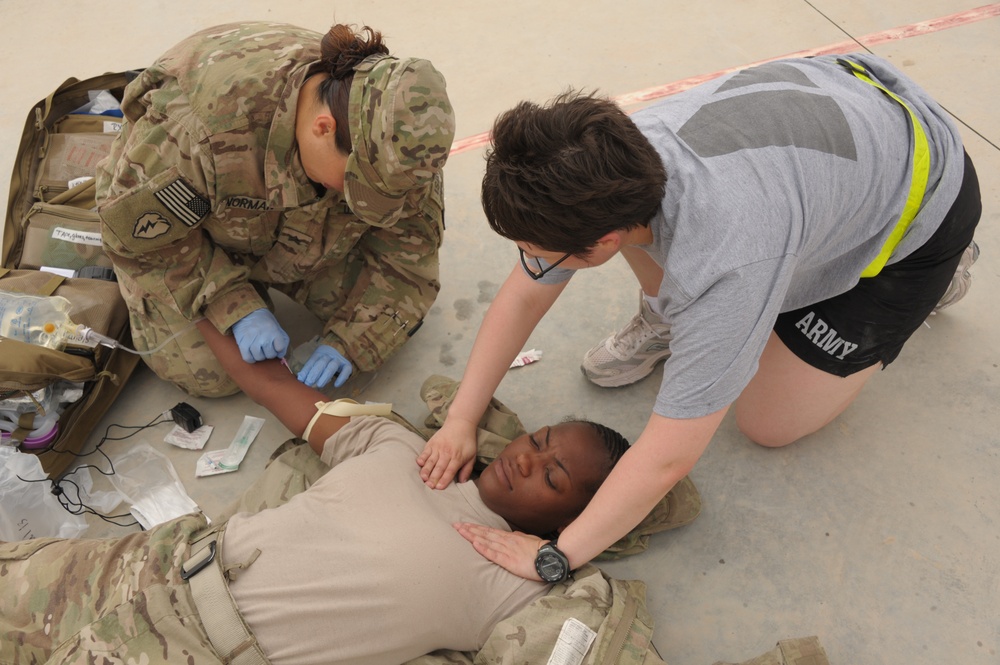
170 402 203 433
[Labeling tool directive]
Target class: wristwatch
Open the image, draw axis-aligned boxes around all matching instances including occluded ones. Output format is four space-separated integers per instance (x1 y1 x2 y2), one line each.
535 539 571 583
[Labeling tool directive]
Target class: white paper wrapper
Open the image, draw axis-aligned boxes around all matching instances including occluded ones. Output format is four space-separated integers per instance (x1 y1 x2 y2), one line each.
509 348 543 368
164 424 214 450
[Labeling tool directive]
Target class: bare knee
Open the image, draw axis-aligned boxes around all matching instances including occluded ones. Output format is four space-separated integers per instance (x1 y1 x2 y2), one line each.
734 409 802 448
734 334 879 448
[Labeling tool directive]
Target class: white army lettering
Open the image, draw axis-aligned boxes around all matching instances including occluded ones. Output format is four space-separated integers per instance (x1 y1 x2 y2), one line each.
794 311 859 359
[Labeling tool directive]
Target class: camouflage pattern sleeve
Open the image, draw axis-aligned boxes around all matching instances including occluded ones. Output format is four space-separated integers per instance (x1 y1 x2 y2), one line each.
97 80 266 334
0 514 221 664
322 174 445 371
471 565 661 665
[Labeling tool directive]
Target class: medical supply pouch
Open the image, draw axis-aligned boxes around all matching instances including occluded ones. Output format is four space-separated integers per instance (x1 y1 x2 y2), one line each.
2 71 142 479
3 71 138 273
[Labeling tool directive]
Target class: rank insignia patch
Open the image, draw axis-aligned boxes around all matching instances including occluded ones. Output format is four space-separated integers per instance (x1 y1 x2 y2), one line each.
155 178 211 226
281 228 312 247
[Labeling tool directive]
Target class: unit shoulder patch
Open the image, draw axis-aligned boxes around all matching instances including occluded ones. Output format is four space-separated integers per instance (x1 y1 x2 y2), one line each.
133 212 172 239
101 170 213 252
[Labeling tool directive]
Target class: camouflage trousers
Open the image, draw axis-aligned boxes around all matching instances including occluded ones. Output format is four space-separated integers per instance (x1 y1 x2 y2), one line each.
0 514 224 665
124 290 243 398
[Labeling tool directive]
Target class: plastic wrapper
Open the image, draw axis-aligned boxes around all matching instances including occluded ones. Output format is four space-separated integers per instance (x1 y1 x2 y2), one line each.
107 444 200 529
0 446 88 540
196 415 264 476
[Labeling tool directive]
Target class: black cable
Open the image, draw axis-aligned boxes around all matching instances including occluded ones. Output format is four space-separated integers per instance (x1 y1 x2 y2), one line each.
801 0 868 50
42 413 171 459
16 413 174 530
16 474 141 528
799 0 1000 154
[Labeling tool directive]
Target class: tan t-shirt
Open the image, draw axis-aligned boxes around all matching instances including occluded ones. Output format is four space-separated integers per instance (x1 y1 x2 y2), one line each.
223 416 547 665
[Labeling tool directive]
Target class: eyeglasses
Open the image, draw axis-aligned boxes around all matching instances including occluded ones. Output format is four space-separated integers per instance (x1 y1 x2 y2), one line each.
518 248 572 281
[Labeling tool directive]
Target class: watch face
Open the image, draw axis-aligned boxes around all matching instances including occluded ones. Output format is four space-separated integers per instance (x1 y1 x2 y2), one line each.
536 549 568 583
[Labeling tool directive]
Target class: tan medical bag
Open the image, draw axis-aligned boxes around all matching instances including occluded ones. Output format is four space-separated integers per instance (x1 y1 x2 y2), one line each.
2 71 142 479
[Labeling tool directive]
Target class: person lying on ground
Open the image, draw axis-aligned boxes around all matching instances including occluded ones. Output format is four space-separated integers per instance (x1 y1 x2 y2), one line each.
0 323 628 665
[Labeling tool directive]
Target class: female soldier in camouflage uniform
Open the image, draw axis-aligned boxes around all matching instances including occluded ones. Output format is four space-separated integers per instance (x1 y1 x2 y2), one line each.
96 22 455 395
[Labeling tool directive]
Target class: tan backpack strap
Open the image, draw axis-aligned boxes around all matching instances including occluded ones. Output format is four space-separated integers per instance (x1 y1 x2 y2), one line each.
10 412 37 443
38 274 65 296
0 269 62 295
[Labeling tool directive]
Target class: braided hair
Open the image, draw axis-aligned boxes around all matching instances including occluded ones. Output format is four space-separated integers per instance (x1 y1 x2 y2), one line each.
564 418 630 494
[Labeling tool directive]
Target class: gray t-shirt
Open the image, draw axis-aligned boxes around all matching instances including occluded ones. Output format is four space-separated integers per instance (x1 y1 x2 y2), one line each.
528 54 964 418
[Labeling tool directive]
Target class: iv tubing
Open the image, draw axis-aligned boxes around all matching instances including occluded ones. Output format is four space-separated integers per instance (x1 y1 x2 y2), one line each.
75 318 206 356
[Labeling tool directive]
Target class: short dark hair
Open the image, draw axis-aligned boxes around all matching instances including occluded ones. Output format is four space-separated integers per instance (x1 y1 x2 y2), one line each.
482 91 667 255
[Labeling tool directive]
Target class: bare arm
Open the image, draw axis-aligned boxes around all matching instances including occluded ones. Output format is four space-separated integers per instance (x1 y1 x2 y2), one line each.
417 265 569 487
456 407 727 579
558 408 726 565
196 320 349 454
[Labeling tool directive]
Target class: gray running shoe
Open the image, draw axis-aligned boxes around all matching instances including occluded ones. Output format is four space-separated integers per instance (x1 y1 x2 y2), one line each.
932 239 979 314
581 291 672 387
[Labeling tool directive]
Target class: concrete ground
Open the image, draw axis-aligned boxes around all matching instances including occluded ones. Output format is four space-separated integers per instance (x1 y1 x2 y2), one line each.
2 2 997 664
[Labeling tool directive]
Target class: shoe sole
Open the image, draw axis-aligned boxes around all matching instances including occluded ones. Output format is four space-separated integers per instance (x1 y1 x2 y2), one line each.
580 352 671 388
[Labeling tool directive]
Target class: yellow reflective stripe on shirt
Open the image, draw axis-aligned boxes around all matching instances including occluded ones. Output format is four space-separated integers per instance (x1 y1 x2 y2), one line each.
838 58 930 278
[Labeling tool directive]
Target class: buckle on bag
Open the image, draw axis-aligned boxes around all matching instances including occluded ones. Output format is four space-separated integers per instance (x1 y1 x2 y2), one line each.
181 540 216 580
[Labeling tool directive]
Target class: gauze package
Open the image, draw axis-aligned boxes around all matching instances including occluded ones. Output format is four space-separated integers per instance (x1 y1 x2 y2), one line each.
108 444 201 529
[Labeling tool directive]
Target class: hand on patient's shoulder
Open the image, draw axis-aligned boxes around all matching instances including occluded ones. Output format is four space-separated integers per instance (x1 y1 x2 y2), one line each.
417 418 478 489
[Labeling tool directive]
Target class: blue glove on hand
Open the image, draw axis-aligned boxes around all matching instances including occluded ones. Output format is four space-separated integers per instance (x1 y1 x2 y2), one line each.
231 309 290 363
298 344 353 389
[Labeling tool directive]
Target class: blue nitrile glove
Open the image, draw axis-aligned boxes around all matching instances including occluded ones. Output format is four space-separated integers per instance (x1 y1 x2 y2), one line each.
297 344 353 388
231 309 290 363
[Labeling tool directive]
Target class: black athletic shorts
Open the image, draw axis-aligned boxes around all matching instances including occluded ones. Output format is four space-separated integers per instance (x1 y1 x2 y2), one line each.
774 150 982 377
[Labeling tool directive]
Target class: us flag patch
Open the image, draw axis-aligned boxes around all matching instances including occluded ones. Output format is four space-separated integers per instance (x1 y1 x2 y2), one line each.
154 179 211 227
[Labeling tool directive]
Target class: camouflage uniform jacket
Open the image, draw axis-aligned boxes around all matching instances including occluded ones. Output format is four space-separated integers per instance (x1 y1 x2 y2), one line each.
95 22 444 367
